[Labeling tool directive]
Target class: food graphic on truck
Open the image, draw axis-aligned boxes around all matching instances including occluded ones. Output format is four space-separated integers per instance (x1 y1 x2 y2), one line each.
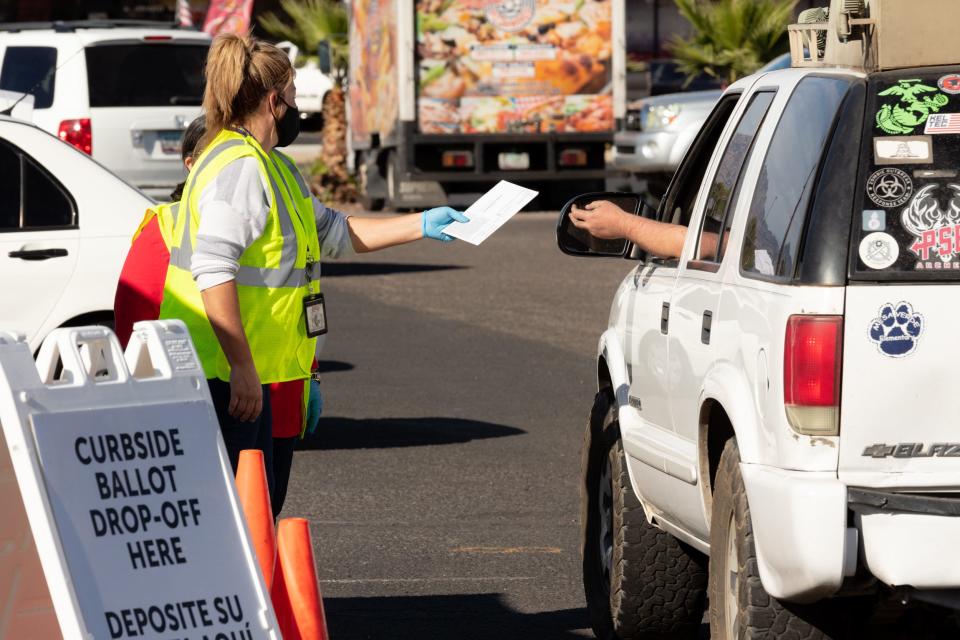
349 0 625 210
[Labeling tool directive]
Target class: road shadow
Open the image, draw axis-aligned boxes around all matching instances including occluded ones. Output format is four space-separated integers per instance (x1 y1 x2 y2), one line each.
316 360 354 374
324 593 589 639
322 262 467 277
299 417 525 450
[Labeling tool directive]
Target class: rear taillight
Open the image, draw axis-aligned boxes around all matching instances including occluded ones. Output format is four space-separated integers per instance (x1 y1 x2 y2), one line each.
784 315 842 436
58 119 92 155
441 150 474 168
558 148 587 167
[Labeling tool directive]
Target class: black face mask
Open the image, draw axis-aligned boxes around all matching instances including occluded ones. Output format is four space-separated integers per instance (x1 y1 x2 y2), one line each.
273 97 300 148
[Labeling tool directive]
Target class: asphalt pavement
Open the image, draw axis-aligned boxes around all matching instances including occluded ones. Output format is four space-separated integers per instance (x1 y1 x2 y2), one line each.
280 211 631 639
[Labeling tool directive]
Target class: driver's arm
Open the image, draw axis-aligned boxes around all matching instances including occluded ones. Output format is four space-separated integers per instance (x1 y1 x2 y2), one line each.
569 200 687 259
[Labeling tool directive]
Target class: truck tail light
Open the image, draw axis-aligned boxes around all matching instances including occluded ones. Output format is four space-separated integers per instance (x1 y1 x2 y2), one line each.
559 148 587 167
58 119 92 155
784 315 842 436
441 150 473 168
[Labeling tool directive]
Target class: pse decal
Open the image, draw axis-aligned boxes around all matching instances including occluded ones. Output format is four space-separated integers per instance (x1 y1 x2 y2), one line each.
865 168 913 208
868 301 924 358
875 79 949 135
939 74 960 94
859 232 899 269
873 135 932 165
900 183 960 269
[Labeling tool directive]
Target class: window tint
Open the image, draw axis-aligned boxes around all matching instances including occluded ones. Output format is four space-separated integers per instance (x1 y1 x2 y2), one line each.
0 141 75 231
85 44 207 107
0 47 57 109
695 91 775 263
0 143 19 230
741 77 849 279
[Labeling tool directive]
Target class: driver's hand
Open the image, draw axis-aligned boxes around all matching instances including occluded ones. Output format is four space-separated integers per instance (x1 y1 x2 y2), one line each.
569 200 630 240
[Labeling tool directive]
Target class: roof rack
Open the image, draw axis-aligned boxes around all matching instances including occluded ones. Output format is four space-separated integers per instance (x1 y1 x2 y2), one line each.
0 20 190 33
789 0 960 72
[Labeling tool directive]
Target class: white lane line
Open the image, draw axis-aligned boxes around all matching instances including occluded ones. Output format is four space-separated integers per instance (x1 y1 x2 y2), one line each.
321 576 535 585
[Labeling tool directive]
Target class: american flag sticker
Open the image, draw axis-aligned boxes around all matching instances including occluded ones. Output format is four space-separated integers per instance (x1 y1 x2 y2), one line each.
925 113 960 134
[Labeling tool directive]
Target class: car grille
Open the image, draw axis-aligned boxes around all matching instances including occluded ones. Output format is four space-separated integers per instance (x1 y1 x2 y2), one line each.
616 145 636 155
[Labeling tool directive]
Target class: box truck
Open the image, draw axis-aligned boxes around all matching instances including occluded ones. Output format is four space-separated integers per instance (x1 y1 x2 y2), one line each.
348 0 626 210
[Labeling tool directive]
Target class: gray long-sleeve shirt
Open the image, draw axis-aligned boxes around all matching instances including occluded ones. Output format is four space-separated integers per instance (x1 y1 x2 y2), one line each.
191 156 353 291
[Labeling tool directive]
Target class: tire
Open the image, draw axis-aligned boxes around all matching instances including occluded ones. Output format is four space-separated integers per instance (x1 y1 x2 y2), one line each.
709 439 845 639
581 391 708 640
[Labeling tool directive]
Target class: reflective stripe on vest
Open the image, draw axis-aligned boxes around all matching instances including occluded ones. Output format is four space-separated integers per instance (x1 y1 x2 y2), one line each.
159 129 321 383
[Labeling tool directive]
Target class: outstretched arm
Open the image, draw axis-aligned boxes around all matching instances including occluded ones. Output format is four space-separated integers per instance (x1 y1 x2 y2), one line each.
344 207 469 253
569 200 687 259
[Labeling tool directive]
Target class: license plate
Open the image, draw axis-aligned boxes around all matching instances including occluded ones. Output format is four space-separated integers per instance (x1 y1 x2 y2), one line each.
157 130 183 155
498 152 530 170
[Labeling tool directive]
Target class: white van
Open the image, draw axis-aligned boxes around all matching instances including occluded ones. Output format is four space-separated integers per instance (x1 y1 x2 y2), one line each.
0 20 210 200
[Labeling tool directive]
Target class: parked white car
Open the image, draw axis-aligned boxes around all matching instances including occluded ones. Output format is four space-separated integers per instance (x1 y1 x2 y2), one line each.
560 6 960 637
275 41 334 127
0 20 209 200
0 115 152 352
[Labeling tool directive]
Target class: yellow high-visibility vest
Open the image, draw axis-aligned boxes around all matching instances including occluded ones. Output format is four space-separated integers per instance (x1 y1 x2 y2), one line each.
159 128 321 383
131 201 180 248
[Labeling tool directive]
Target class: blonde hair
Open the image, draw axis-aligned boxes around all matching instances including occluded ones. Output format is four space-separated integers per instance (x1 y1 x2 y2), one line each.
200 34 293 149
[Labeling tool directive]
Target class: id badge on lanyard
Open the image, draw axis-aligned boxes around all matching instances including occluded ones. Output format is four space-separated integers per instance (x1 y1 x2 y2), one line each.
303 292 327 337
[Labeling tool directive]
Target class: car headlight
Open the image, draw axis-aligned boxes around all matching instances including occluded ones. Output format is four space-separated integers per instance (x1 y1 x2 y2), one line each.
644 103 682 131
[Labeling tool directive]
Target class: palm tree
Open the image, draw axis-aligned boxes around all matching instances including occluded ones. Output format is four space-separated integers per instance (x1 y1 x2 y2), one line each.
260 0 355 201
670 0 797 85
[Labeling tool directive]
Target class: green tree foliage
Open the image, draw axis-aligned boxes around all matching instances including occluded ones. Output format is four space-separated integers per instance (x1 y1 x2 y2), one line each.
259 0 349 85
671 0 797 85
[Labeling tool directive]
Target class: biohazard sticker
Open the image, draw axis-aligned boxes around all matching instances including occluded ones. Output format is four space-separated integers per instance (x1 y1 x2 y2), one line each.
939 74 960 94
873 136 932 165
859 232 899 269
869 301 924 358
866 168 913 208
900 183 960 269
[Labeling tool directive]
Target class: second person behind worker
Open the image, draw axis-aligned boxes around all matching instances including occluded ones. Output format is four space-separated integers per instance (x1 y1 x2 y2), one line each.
159 33 468 505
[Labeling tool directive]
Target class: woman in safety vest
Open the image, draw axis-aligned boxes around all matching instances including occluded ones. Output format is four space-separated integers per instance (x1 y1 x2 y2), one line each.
116 114 326 518
159 34 468 506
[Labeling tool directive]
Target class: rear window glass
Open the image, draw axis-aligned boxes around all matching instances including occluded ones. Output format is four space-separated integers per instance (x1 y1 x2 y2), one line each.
0 46 57 109
85 43 207 107
852 67 960 280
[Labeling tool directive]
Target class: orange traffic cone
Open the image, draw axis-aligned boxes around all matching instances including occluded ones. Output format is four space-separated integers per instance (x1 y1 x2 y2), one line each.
235 449 277 588
272 518 329 640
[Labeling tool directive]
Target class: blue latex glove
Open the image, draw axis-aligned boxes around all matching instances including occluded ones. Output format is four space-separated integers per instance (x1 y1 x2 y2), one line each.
305 378 323 436
422 206 470 242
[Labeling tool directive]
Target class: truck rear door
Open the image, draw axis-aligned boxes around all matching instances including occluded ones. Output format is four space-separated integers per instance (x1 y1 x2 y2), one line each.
840 67 960 489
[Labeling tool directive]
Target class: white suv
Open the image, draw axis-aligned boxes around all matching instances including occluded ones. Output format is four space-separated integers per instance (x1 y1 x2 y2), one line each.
0 20 209 200
559 7 960 638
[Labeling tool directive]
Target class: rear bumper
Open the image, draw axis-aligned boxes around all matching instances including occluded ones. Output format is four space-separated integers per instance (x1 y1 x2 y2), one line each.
741 465 960 602
850 488 960 589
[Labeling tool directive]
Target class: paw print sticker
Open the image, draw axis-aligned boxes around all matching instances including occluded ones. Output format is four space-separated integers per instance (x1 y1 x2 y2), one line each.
869 301 924 357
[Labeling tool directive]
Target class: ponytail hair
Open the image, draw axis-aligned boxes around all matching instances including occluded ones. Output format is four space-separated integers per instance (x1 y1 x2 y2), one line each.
200 33 294 150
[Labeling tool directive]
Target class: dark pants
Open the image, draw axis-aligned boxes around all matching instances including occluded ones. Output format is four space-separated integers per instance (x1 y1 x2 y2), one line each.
208 379 275 501
272 436 297 518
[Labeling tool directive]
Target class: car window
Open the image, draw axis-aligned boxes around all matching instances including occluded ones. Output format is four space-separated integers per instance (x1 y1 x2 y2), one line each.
849 68 960 281
0 140 75 231
0 46 57 109
85 43 207 107
741 76 849 280
694 91 775 265
655 92 741 265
